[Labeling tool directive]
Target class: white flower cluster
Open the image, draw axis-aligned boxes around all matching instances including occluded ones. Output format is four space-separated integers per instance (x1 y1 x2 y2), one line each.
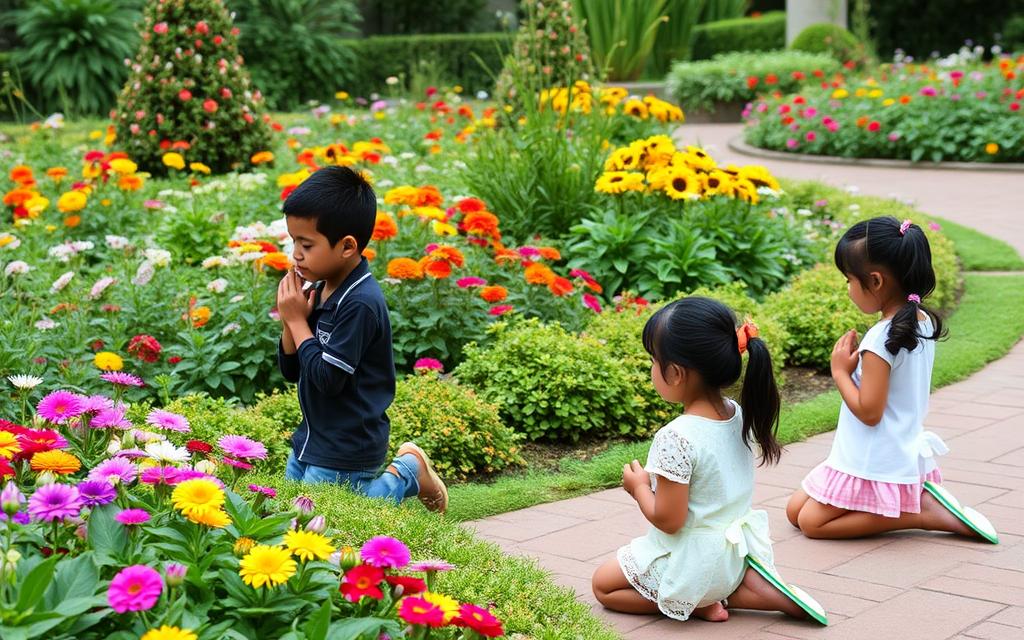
48 240 95 262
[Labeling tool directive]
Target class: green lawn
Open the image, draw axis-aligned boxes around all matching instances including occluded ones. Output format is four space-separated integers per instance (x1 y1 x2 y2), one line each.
934 216 1024 272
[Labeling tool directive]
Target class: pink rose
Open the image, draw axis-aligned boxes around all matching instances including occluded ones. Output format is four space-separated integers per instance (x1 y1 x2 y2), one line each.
153 22 168 35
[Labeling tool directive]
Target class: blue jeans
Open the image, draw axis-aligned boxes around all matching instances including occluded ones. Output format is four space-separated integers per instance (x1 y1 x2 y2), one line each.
285 451 420 505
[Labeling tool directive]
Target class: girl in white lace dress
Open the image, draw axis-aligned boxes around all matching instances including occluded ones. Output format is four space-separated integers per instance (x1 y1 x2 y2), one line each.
592 297 827 624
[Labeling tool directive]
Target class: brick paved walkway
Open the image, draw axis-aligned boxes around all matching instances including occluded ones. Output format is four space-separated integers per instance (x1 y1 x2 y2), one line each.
466 125 1024 639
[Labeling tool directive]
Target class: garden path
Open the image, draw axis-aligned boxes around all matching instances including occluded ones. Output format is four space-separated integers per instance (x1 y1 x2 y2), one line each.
467 124 1024 639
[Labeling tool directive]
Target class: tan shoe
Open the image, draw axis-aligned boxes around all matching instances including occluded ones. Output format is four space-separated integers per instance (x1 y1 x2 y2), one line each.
396 442 448 514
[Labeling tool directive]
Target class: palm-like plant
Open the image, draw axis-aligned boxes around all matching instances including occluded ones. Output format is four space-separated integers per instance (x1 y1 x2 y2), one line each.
5 0 141 116
231 0 359 109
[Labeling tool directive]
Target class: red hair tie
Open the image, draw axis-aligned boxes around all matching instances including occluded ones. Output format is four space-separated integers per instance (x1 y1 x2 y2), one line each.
737 320 759 355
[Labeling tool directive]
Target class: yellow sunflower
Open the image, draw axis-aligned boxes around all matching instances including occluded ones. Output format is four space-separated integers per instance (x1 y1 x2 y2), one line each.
0 431 21 459
283 529 336 563
30 450 81 475
678 146 717 172
595 172 645 195
701 170 736 198
733 178 760 204
603 147 642 172
140 626 198 640
622 98 649 119
661 167 702 201
171 478 225 517
239 545 297 588
737 165 780 191
599 86 628 106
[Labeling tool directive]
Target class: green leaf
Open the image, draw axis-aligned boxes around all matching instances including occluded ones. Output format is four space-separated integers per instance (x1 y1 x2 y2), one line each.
326 618 401 640
87 504 129 560
16 554 59 613
305 600 333 640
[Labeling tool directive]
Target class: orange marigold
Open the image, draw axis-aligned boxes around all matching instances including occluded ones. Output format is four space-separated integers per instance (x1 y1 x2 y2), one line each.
64 216 81 228
462 211 501 239
548 276 573 296
387 257 424 280
480 285 508 303
257 252 291 271
3 188 35 207
372 212 398 241
30 450 81 475
46 167 68 182
456 197 487 213
429 245 465 267
362 247 377 261
524 262 555 285
189 306 212 328
9 165 34 185
423 259 452 279
538 247 562 261
414 186 443 207
117 174 144 191
494 248 520 265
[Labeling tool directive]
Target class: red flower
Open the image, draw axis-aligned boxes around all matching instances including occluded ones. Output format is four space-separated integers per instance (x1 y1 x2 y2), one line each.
178 89 192 102
384 574 427 595
548 276 573 297
340 565 385 602
1011 102 1021 112
127 334 162 363
793 95 806 105
220 87 232 99
398 596 447 627
0 457 13 479
489 305 513 316
456 197 487 213
203 99 218 113
867 120 881 132
153 22 168 34
168 356 182 365
765 73 778 85
186 440 213 454
746 76 759 89
214 35 224 45
791 71 805 80
812 69 824 78
195 21 209 35
454 603 504 637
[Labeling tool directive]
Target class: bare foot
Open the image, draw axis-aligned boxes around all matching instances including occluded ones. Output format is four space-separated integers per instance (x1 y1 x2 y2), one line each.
731 568 809 620
919 491 976 538
692 601 729 622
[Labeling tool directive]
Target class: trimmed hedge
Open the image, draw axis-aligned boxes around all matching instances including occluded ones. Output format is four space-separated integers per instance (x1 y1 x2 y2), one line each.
790 23 862 62
690 11 785 60
343 32 513 97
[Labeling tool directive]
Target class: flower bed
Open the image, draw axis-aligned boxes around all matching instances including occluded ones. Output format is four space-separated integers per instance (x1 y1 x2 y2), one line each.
743 54 1024 162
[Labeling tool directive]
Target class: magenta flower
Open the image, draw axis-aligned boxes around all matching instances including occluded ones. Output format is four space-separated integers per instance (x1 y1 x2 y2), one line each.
82 395 114 414
88 457 138 485
408 559 455 573
786 138 798 149
582 293 602 314
517 246 540 258
920 86 937 97
165 562 186 586
1 481 25 515
248 484 277 498
928 222 942 231
36 391 87 424
27 483 82 522
805 131 818 142
115 508 151 526
217 435 267 461
167 470 223 487
456 277 486 288
803 107 818 118
360 535 410 569
293 495 314 514
489 305 513 316
222 456 253 470
91 406 132 429
146 409 190 433
76 479 117 507
100 372 145 387
139 466 180 485
413 358 444 372
107 565 163 613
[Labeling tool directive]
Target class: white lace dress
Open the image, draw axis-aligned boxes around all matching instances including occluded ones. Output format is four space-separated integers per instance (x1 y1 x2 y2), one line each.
617 399 777 620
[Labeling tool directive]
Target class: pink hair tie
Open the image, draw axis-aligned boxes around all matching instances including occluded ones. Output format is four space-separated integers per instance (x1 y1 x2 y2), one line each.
899 219 912 235
908 294 921 304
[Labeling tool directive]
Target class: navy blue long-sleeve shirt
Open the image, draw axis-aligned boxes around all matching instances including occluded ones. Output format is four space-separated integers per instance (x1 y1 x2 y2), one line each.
277 259 396 470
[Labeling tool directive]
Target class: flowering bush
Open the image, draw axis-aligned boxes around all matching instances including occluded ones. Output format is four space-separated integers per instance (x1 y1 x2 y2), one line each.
0 386 506 638
743 54 1024 162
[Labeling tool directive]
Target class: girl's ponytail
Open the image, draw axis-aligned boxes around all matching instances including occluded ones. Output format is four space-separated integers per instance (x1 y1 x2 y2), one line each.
739 334 781 466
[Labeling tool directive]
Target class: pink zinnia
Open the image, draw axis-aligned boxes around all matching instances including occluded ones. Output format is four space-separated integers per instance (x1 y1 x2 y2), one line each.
786 138 798 149
413 358 443 372
408 559 455 573
36 391 87 424
218 435 267 461
88 457 137 485
248 484 277 498
489 305 513 316
222 456 252 470
100 372 144 387
91 406 131 429
920 86 937 96
146 409 190 433
582 293 602 314
456 277 486 288
115 508 150 525
107 565 162 613
805 131 817 142
143 200 164 210
360 535 410 569
517 246 540 258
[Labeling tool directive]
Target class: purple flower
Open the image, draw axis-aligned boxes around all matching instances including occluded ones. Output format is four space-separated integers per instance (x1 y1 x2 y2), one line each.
146 409 190 433
36 391 88 424
293 495 314 514
360 535 410 569
88 457 138 485
27 483 83 522
0 511 30 525
91 406 132 429
82 395 114 414
165 562 186 586
100 372 144 387
369 100 388 112
1 481 25 515
76 479 117 507
218 435 267 461
115 508 150 525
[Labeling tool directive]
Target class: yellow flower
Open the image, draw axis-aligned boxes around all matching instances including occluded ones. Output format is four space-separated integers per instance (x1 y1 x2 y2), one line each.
604 146 642 172
986 143 999 155
108 158 138 175
335 91 349 100
832 88 849 99
868 89 884 99
423 591 460 623
854 88 868 97
599 86 628 106
882 98 896 106
30 450 81 475
141 626 198 640
187 507 231 528
733 178 760 204
432 221 458 236
57 191 87 213
88 130 103 140
277 169 310 188
171 478 225 517
25 195 49 216
283 529 336 563
189 162 211 175
737 165 780 191
700 170 736 198
595 171 645 194
661 166 702 200
162 153 185 171
234 536 256 557
678 146 716 172
0 431 21 459
94 351 124 371
239 545 297 588
118 174 144 191
622 98 649 119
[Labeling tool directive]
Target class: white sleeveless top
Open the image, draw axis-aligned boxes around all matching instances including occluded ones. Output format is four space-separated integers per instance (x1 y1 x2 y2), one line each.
825 316 947 484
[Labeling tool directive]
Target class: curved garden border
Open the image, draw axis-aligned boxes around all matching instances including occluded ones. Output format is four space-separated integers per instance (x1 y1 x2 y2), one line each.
729 135 1024 173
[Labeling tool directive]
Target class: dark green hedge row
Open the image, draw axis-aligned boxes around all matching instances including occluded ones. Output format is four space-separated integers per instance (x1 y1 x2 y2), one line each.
690 11 786 60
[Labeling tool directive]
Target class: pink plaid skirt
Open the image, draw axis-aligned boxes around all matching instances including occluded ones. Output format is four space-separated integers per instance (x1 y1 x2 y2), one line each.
801 462 943 518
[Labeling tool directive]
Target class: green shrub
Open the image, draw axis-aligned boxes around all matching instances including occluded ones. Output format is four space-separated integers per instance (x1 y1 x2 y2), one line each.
161 393 293 468
114 0 273 175
455 319 651 442
790 23 863 65
869 0 1024 58
575 0 667 81
763 263 873 369
1005 15 1024 53
252 387 304 431
5 0 141 116
667 50 840 111
388 374 524 480
690 11 785 60
649 0 707 74
232 0 359 110
358 0 488 36
344 32 512 97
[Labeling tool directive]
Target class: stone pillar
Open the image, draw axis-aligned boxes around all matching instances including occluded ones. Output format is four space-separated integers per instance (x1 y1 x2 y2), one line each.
786 0 848 45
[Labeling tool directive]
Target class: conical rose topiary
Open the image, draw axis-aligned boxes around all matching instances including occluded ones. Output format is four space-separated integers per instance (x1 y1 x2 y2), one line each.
114 0 273 175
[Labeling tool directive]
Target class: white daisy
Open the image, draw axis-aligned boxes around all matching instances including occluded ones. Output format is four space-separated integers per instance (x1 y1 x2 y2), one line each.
144 440 190 464
7 374 43 390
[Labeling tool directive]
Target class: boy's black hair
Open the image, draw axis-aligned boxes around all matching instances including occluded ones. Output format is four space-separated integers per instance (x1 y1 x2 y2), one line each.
282 166 377 249
834 215 945 355
642 297 782 466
